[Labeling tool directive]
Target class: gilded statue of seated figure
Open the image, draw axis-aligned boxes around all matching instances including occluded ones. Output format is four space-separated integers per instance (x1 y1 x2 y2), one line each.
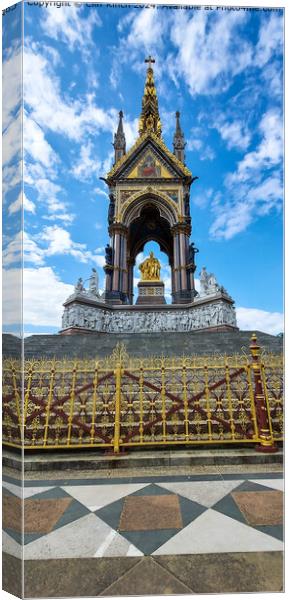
139 251 161 281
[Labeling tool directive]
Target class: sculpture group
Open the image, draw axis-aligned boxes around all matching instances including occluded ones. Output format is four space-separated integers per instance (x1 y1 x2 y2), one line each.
139 252 161 281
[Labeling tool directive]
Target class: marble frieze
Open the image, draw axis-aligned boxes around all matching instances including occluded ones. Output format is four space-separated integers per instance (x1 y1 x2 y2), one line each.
61 293 237 334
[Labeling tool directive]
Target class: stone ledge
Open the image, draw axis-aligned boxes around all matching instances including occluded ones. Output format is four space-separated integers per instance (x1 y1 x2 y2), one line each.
3 446 283 473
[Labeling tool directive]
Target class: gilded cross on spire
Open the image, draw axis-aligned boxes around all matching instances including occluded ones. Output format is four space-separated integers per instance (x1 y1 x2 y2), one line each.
139 56 162 138
145 55 155 68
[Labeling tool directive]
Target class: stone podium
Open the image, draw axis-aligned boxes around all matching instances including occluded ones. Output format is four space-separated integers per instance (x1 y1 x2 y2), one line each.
136 280 166 305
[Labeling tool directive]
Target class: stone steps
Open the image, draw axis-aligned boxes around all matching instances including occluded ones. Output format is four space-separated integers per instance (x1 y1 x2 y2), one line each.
3 446 283 473
2 330 283 359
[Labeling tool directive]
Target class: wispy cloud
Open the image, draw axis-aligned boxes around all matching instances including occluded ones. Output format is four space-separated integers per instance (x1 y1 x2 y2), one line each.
236 306 283 336
24 42 117 142
40 5 102 56
168 11 252 96
210 108 283 240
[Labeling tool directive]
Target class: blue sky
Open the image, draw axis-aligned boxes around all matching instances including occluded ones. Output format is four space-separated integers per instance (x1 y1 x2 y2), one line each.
2 2 284 334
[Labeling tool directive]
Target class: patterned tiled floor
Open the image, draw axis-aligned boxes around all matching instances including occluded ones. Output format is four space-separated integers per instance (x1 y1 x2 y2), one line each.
2 472 283 561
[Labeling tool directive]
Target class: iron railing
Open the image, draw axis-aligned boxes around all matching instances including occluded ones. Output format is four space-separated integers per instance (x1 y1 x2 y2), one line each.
2 335 283 452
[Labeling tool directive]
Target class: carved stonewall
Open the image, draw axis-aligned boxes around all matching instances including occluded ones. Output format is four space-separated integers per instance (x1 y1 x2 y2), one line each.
61 291 237 335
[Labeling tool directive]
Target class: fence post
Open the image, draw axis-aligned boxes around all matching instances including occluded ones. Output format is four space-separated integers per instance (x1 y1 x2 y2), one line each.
250 333 277 453
113 360 122 453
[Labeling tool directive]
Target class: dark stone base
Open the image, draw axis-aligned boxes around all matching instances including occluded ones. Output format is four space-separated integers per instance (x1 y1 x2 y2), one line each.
136 296 166 305
136 280 166 305
172 290 196 304
104 291 129 305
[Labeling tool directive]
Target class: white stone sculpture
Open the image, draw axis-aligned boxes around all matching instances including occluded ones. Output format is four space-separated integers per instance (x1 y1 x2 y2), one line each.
199 267 221 297
88 268 100 297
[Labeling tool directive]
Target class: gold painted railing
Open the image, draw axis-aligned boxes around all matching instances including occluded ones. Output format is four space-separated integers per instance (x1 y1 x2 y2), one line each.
2 335 283 453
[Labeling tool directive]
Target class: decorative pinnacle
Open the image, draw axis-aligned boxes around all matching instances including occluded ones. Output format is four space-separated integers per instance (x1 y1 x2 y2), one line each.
173 110 186 162
175 111 182 133
117 110 124 133
113 110 126 162
139 56 162 137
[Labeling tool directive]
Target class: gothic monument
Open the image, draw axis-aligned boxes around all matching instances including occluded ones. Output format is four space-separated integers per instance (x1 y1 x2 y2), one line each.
61 57 237 334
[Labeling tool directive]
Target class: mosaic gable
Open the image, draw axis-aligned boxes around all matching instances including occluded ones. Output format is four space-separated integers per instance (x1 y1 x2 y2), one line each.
126 147 174 180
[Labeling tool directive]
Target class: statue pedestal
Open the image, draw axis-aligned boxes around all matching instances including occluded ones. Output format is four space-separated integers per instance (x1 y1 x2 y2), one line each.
136 280 166 305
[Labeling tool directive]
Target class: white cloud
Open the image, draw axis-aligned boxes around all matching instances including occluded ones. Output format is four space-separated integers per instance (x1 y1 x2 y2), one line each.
255 14 283 68
260 61 283 98
40 5 101 55
2 44 21 131
126 8 165 51
248 175 283 215
94 187 108 199
24 44 117 142
188 138 202 152
3 231 45 268
23 267 74 327
8 192 36 216
40 225 105 267
24 157 73 223
93 255 106 268
24 113 58 168
71 141 102 181
169 11 252 96
213 119 251 151
40 225 92 263
110 9 166 89
3 226 105 270
2 162 21 205
194 278 201 294
27 175 66 214
2 112 21 166
236 307 284 336
187 126 216 161
123 117 139 148
230 109 283 184
44 212 75 225
210 108 283 240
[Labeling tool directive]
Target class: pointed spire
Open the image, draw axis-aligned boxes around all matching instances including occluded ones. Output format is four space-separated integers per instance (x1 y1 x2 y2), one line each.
113 110 126 164
139 56 162 138
173 111 186 163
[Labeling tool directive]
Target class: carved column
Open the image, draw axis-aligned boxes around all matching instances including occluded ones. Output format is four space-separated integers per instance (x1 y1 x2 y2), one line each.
106 223 129 304
172 229 181 298
171 222 195 304
127 258 135 305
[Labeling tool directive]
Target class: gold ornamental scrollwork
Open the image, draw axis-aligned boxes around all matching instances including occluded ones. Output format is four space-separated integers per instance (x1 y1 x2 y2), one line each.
120 186 179 222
